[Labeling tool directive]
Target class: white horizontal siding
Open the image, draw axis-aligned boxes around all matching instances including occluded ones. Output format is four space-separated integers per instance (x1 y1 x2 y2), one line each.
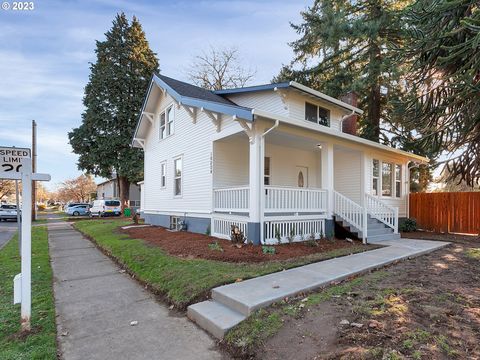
334 148 362 204
226 91 289 117
143 93 220 215
213 137 249 187
266 143 320 188
212 138 321 189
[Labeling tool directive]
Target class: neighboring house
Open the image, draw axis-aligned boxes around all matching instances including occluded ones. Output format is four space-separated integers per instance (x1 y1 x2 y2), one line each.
96 179 141 211
132 74 428 245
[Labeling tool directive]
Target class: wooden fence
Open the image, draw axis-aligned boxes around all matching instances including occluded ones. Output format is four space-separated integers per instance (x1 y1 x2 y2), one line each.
409 192 480 234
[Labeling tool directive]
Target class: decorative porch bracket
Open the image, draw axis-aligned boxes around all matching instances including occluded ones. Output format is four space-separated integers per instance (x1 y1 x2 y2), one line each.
201 107 222 132
133 138 146 150
142 112 155 125
182 104 198 124
238 119 255 143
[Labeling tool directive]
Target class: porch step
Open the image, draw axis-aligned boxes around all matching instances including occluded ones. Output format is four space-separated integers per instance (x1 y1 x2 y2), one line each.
367 227 394 236
187 300 246 339
367 233 401 243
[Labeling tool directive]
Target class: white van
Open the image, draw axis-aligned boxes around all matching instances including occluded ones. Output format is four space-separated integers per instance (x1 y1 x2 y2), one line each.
89 199 121 217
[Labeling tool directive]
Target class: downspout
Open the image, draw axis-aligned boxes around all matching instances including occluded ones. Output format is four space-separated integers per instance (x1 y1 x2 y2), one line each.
339 110 355 133
258 119 280 244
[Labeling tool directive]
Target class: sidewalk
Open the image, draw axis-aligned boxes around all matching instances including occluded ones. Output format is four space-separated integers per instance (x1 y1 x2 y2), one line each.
48 221 224 360
188 238 449 338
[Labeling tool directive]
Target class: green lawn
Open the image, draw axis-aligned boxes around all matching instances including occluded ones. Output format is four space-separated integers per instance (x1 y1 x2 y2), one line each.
0 227 57 359
74 219 376 309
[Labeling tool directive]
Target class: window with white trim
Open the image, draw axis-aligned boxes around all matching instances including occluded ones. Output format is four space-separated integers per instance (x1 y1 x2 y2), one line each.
174 157 182 196
305 102 330 127
167 106 174 135
382 162 393 197
372 159 379 196
395 164 402 198
264 157 271 185
159 105 174 140
160 162 166 188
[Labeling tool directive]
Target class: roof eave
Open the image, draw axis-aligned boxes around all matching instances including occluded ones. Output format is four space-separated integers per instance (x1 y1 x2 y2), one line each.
253 109 429 163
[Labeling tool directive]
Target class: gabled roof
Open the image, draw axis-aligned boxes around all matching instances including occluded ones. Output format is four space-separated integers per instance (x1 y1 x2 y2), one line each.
158 75 235 106
132 74 255 147
152 74 253 120
214 81 363 115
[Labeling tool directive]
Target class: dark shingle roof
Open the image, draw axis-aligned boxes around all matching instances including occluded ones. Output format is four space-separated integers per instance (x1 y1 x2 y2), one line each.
157 74 236 106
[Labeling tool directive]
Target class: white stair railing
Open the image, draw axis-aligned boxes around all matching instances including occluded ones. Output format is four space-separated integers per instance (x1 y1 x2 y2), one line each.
333 191 367 243
365 193 399 233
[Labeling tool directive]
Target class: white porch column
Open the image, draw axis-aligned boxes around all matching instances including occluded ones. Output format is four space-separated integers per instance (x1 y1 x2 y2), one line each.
321 142 334 218
248 129 264 244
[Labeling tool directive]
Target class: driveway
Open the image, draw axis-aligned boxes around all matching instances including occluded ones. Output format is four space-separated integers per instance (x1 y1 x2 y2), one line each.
0 220 17 250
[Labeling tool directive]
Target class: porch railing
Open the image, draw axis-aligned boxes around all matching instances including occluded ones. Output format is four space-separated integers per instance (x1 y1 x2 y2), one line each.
264 217 325 244
265 186 328 213
333 190 367 243
365 193 399 233
213 186 249 213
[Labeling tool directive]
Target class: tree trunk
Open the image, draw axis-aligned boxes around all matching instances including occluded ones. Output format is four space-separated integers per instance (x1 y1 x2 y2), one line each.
118 176 130 214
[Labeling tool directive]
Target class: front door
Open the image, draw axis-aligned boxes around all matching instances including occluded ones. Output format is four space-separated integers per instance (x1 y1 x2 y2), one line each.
296 166 308 188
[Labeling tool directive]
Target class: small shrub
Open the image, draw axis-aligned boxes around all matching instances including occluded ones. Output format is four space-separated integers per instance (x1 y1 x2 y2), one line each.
208 241 223 252
400 218 417 232
37 204 47 211
304 239 319 247
287 226 296 244
205 225 211 236
274 225 281 245
262 246 276 255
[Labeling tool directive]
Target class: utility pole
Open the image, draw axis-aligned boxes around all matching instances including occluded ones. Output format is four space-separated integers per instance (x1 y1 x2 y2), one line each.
31 120 37 221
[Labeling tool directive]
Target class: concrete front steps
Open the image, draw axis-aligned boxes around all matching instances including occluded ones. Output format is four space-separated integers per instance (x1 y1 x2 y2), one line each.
187 239 449 339
335 215 401 243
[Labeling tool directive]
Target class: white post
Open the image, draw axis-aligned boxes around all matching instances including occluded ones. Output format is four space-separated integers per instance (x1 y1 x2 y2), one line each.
321 143 334 217
20 158 32 331
249 127 263 244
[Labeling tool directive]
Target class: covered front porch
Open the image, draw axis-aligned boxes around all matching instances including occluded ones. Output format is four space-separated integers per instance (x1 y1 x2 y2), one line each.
211 126 373 244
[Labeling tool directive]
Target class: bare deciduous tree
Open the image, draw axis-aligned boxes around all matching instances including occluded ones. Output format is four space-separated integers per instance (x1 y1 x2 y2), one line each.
187 46 255 90
54 174 96 203
0 180 15 201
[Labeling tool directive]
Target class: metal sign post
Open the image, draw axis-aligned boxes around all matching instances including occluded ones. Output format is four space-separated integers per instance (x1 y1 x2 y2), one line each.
1 146 50 331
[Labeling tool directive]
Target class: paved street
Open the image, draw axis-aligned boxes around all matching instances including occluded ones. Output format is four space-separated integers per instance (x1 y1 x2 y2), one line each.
48 220 225 360
0 220 17 250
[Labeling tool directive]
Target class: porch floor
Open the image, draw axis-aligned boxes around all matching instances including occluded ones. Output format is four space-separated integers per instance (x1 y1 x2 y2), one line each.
187 238 450 338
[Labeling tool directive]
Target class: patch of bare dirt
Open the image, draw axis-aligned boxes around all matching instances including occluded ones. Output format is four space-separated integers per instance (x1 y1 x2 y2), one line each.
254 235 480 359
121 226 371 263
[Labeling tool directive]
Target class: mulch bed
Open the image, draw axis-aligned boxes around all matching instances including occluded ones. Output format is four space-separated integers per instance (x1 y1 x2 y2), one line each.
120 225 365 263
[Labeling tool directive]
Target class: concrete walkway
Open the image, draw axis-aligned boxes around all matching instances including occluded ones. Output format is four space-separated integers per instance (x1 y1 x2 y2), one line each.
48 221 224 360
0 221 17 250
188 238 449 339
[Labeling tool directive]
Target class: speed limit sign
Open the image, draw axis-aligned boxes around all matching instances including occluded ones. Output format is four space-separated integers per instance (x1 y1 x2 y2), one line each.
0 146 31 173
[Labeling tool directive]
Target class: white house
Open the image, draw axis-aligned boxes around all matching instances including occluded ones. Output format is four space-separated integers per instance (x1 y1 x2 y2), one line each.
96 179 141 211
132 74 428 244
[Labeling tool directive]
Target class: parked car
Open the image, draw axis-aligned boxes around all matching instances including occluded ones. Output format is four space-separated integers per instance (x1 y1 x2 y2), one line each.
89 200 121 217
64 202 90 212
0 204 19 222
66 204 90 217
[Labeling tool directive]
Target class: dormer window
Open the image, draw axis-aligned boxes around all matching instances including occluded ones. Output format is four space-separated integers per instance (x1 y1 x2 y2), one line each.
305 102 330 127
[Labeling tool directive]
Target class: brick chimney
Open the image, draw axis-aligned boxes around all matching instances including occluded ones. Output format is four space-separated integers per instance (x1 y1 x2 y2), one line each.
340 91 358 136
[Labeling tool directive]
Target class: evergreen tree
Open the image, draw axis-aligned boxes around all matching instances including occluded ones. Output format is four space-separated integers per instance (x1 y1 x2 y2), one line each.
69 13 159 208
404 0 480 186
275 0 411 142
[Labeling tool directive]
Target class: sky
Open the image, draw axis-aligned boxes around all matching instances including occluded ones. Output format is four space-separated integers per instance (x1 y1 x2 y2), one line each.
0 0 310 190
